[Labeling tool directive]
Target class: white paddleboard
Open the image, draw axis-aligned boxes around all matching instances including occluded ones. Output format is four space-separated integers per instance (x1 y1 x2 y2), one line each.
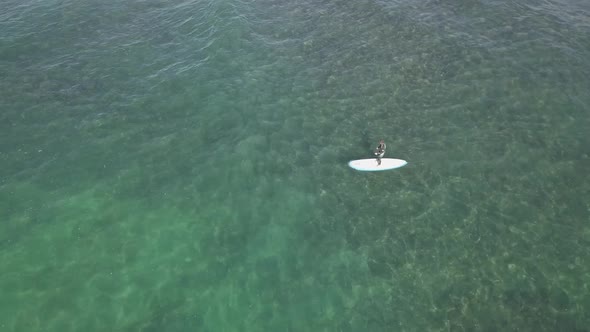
348 158 407 171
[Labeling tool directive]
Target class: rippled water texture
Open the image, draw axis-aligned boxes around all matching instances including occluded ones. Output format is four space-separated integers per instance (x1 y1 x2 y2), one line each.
1 0 589 331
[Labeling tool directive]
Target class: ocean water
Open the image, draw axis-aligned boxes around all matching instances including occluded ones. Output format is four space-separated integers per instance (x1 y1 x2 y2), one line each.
1 0 589 330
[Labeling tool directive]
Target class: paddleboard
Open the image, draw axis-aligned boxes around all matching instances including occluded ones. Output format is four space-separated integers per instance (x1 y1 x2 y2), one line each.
348 158 407 171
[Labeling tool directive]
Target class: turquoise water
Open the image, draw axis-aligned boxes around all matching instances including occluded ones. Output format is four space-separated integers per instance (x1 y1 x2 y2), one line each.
1 0 589 330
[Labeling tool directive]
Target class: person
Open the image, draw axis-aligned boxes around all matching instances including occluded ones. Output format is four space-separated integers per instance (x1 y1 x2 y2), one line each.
374 139 386 165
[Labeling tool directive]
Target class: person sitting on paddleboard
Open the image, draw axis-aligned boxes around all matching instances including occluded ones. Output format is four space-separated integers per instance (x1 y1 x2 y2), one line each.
374 139 386 165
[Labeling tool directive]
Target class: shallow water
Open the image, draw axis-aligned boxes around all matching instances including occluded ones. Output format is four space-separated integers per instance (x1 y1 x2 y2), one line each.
1 0 589 330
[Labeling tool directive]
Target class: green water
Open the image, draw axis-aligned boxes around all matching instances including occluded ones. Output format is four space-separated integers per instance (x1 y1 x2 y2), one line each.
1 0 589 330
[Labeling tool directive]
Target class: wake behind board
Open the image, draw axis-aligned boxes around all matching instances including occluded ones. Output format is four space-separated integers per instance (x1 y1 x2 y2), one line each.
348 158 407 171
